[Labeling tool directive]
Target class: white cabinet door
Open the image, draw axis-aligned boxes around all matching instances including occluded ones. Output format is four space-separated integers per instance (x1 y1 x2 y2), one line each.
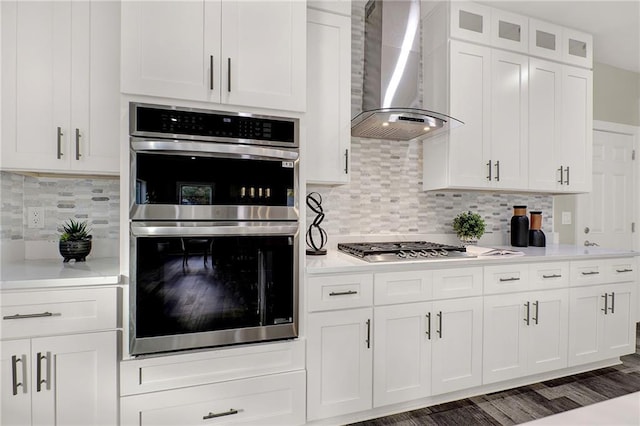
306 8 351 184
431 297 483 395
490 9 528 53
449 1 491 45
528 59 563 191
526 289 569 375
560 65 592 192
601 283 636 359
483 293 527 384
1 339 31 426
448 40 491 188
31 331 118 426
373 303 431 407
529 19 563 61
1 0 120 174
307 309 373 421
490 49 528 189
221 0 305 112
562 28 593 69
121 0 220 103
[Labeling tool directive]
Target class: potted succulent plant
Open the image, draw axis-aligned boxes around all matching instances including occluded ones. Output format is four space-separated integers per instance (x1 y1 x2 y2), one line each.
59 219 93 262
452 211 486 245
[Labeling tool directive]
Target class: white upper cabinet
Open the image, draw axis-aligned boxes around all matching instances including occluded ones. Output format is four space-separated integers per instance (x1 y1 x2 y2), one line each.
306 7 351 184
121 0 306 112
450 1 492 45
562 28 593 68
528 19 563 62
490 8 528 53
1 0 120 175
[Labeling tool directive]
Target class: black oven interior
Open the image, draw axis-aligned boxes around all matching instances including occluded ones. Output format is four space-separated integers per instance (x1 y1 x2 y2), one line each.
135 152 294 206
135 235 295 340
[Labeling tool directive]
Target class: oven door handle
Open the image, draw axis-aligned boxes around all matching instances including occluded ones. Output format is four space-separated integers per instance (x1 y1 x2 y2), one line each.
131 222 299 237
131 139 299 162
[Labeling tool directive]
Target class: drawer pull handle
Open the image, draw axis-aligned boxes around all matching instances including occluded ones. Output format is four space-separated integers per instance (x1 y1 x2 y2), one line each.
616 268 633 273
365 319 371 349
203 409 239 420
11 355 24 395
329 290 358 296
542 274 562 279
3 312 56 320
499 277 520 282
582 271 600 276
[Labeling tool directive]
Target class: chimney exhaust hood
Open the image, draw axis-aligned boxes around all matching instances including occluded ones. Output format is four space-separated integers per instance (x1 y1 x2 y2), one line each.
352 0 463 141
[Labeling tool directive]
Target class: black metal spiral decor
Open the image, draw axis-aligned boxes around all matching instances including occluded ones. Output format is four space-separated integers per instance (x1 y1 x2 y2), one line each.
306 192 327 255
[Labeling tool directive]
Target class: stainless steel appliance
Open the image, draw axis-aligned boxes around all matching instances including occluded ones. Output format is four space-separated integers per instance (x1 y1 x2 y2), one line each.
337 241 472 262
128 103 300 356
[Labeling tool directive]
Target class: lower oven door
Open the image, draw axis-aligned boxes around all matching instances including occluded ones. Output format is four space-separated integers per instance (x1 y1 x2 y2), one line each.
129 221 299 355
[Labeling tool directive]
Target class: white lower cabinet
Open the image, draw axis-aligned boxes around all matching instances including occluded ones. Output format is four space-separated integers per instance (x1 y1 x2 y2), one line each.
483 289 569 384
373 297 483 407
306 308 373 421
121 370 305 426
1 331 118 426
568 282 636 366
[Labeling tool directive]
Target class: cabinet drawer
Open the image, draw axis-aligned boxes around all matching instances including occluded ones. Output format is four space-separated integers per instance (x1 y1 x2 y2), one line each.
570 260 608 286
529 262 569 290
121 340 304 396
607 258 637 283
432 267 483 299
1 287 118 339
374 270 432 305
484 264 529 294
307 274 373 312
121 370 305 426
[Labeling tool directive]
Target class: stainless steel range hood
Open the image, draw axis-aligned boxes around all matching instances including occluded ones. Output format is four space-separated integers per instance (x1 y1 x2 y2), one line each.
352 0 463 141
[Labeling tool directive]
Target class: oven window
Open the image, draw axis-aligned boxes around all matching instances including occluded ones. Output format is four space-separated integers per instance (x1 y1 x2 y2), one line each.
135 153 294 206
135 236 294 338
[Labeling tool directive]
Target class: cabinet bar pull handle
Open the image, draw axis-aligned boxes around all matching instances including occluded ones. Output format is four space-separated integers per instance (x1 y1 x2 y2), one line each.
565 166 570 185
344 149 349 174
209 55 214 90
75 128 81 160
616 268 633 273
495 160 500 181
582 271 600 276
437 311 443 338
601 293 608 314
57 127 64 159
532 301 539 325
524 301 530 325
11 355 23 395
203 409 239 420
542 274 562 279
499 277 520 282
609 292 615 314
227 58 231 92
486 160 492 181
558 165 563 184
329 290 357 296
366 319 371 348
425 312 431 339
3 312 55 320
36 352 50 392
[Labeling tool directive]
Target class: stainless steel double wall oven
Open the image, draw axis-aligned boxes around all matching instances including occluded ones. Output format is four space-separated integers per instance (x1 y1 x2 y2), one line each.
129 103 300 355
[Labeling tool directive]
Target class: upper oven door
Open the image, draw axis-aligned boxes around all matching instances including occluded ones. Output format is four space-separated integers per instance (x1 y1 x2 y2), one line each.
130 139 299 221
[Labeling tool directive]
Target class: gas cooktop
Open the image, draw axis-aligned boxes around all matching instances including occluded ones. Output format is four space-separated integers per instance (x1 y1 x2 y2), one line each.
337 241 473 263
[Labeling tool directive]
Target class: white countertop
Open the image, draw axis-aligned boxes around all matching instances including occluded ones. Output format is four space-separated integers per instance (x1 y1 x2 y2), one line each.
306 244 639 274
1 257 121 290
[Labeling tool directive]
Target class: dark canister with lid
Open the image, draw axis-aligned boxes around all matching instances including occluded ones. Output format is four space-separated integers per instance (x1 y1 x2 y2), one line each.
511 205 529 247
529 211 546 247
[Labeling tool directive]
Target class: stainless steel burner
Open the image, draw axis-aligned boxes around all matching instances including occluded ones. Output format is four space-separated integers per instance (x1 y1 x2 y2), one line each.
337 241 473 262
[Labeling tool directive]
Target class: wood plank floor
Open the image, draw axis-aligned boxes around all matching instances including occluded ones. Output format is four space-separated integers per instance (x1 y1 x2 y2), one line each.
350 325 640 426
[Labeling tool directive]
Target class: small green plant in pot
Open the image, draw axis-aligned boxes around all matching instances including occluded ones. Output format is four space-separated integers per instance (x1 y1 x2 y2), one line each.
59 219 93 262
452 211 486 244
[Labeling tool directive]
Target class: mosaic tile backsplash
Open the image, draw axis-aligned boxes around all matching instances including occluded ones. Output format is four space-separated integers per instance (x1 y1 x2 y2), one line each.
0 171 120 242
306 1 554 239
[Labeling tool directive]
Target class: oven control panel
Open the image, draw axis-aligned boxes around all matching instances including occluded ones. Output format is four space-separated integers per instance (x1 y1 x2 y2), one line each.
131 103 298 146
